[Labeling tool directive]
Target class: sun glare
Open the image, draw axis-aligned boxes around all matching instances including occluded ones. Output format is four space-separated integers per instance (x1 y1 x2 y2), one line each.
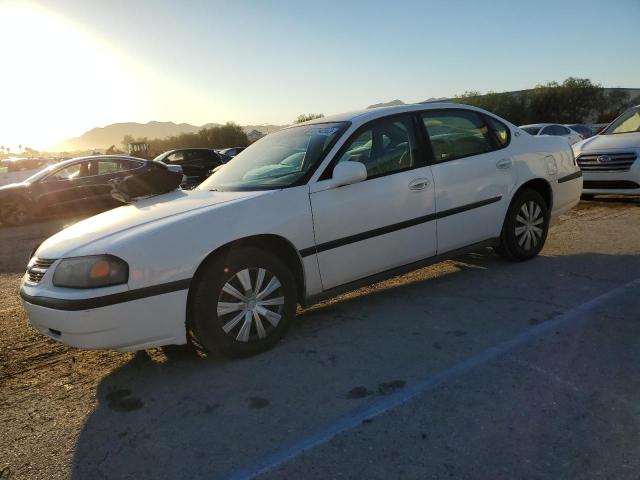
0 2 145 151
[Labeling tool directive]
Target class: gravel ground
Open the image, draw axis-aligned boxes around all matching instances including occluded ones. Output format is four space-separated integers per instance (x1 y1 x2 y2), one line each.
0 197 638 479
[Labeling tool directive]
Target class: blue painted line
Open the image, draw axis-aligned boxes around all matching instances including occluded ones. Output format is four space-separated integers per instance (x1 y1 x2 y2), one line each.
227 278 640 480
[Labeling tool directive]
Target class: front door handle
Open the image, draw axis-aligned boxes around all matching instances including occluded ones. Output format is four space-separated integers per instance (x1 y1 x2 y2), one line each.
496 158 513 170
408 178 430 191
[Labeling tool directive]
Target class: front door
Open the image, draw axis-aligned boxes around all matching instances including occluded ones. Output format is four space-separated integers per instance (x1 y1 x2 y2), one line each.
309 114 437 290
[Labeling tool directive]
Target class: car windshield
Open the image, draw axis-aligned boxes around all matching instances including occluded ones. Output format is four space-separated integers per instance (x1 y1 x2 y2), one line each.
522 127 541 135
602 107 640 135
198 122 348 191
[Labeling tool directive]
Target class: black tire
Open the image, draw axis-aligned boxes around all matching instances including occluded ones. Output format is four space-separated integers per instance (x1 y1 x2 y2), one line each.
581 193 595 200
0 198 32 226
495 188 550 261
190 247 297 358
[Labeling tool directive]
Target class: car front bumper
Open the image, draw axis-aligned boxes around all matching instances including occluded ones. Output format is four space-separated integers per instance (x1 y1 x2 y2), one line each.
21 288 188 351
581 160 640 195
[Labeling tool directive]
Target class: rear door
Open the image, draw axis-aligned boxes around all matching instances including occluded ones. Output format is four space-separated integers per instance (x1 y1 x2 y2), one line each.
421 109 516 253
309 114 437 290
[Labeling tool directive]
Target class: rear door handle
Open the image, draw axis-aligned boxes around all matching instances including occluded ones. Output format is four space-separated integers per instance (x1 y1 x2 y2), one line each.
496 158 513 170
408 178 430 191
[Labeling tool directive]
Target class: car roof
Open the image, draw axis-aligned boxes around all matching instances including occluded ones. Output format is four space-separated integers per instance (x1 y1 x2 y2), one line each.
296 102 514 128
519 123 556 128
53 155 147 169
165 148 216 153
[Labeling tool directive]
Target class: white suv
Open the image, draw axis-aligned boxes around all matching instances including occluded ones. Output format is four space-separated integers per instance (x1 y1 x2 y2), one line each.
573 105 640 197
20 104 582 357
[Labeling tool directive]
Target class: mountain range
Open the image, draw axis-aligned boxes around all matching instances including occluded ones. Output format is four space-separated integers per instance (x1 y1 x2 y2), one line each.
56 122 284 151
56 87 639 152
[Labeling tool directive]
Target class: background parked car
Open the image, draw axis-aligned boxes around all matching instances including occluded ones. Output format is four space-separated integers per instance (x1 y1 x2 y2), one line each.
0 155 173 226
520 123 583 145
565 124 595 139
153 148 224 188
217 147 245 162
572 104 640 197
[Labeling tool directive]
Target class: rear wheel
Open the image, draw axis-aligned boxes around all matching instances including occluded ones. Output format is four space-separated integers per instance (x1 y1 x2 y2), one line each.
495 188 549 261
190 247 297 358
0 199 31 226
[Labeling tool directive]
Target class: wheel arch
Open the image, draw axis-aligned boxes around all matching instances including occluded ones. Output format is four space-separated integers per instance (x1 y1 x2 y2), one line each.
186 234 307 329
514 178 553 210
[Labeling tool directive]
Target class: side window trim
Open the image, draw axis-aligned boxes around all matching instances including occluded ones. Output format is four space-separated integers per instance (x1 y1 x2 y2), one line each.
318 113 428 181
482 114 512 151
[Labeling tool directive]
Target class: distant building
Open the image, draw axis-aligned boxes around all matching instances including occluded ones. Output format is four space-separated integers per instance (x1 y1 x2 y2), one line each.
247 130 265 143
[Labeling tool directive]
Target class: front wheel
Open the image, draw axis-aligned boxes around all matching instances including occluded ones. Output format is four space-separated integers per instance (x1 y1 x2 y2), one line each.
495 188 550 261
190 247 297 358
0 199 32 226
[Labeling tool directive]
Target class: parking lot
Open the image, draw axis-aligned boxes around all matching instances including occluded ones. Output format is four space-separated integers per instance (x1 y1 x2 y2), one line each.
1 198 639 480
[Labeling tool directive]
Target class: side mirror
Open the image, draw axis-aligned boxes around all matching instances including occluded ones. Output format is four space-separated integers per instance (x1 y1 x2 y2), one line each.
166 164 183 175
329 161 367 189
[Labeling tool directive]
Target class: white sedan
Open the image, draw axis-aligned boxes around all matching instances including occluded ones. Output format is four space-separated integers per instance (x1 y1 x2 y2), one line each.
520 123 584 145
20 104 582 357
572 105 640 197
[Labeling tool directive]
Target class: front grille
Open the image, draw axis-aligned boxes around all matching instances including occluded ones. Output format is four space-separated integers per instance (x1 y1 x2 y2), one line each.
577 152 637 171
583 180 640 190
26 258 56 284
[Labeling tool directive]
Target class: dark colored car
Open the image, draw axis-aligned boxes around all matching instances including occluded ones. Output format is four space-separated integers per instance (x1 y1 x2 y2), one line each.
0 155 174 226
153 148 224 188
565 124 594 139
218 147 245 159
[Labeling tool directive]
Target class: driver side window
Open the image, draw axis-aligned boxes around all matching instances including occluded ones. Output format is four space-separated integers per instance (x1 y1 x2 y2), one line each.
46 164 82 182
336 116 417 179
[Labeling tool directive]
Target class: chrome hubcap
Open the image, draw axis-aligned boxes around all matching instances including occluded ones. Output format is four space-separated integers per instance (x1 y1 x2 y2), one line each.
2 204 27 225
515 200 544 251
217 268 284 342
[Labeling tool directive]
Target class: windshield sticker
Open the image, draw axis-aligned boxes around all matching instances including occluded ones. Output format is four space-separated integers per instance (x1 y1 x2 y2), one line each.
305 127 339 136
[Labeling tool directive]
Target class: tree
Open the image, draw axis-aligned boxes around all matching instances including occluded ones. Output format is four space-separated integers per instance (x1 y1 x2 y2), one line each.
294 113 324 124
23 147 39 157
121 135 135 149
452 77 627 125
596 89 631 123
452 90 527 125
123 122 250 156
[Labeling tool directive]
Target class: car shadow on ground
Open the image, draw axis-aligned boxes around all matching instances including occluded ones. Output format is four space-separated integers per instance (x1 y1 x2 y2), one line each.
70 251 640 479
580 195 640 206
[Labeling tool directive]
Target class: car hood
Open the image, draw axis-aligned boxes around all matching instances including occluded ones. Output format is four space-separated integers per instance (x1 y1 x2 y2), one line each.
36 189 270 259
575 132 640 153
0 182 27 192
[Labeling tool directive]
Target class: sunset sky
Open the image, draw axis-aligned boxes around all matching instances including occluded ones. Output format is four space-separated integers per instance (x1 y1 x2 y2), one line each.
1 0 639 151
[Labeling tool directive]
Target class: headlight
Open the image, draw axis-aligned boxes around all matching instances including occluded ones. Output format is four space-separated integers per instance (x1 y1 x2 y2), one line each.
53 255 129 288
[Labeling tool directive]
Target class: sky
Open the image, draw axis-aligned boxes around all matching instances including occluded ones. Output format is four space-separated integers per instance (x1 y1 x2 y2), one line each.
1 0 639 150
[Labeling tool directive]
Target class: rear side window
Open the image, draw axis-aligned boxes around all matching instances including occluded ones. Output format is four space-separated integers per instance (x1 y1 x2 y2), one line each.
522 127 541 136
422 110 493 162
542 125 566 136
484 116 510 148
97 160 142 174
